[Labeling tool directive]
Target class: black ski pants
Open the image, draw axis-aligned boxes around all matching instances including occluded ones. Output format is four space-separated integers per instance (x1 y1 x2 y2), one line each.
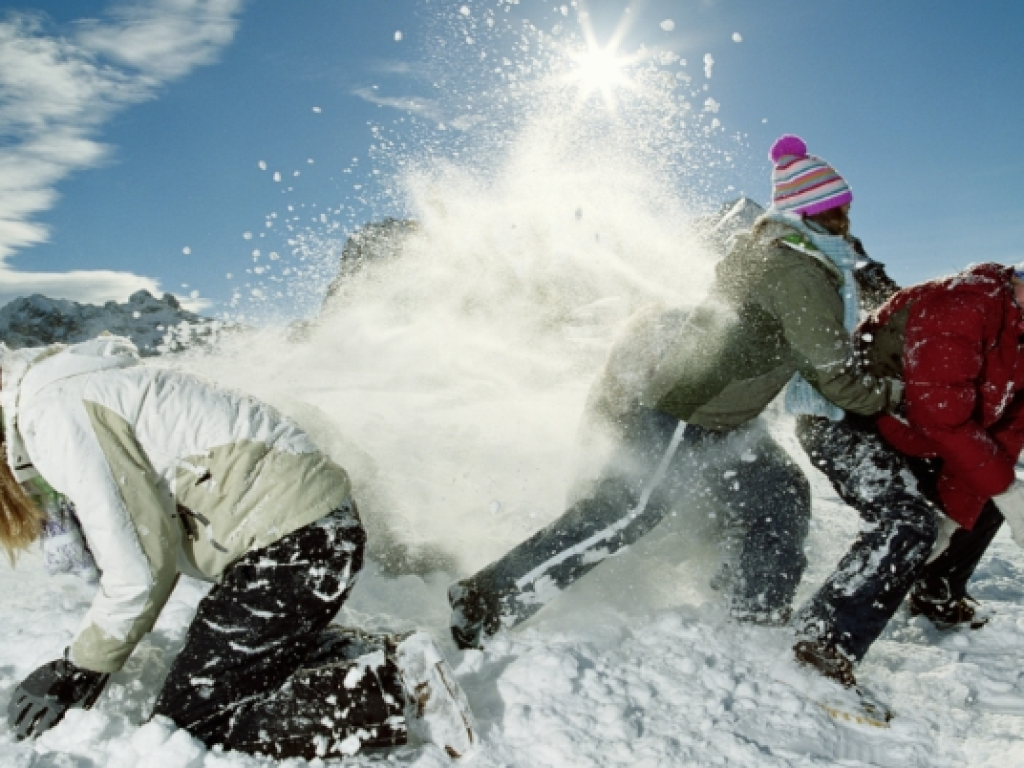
896 455 1007 603
152 505 407 760
915 501 1004 601
464 406 811 627
795 415 938 660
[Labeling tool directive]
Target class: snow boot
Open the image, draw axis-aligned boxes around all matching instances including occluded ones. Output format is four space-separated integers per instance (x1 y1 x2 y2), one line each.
908 588 989 630
449 580 502 650
793 638 857 688
394 631 477 759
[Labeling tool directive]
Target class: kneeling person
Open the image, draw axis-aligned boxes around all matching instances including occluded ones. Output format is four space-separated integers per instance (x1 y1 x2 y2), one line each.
0 338 474 760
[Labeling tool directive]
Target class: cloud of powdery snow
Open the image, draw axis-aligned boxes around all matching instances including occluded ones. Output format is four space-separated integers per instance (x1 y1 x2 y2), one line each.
175 1 744 610
0 0 244 306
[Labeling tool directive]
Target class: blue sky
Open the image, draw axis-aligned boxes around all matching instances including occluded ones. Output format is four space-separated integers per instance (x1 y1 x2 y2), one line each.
1 0 1022 316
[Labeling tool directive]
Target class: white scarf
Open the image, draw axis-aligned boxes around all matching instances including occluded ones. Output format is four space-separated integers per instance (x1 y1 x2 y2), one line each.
764 212 860 420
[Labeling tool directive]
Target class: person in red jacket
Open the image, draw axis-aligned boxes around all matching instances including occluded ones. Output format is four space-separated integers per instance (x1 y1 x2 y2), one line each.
858 262 1024 626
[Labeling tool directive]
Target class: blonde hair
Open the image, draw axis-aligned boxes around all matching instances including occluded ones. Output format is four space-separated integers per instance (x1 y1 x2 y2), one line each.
0 458 43 562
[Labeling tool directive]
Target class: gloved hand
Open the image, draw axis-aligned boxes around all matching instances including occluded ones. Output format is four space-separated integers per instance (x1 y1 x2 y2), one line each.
7 654 108 740
992 479 1024 549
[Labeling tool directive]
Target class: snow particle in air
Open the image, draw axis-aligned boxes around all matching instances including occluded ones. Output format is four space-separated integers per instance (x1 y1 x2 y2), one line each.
312 106 322 113
704 54 714 78
190 290 199 300
182 246 191 255
459 5 470 16
273 172 282 182
732 32 743 43
243 232 253 240
660 19 675 32
394 31 403 41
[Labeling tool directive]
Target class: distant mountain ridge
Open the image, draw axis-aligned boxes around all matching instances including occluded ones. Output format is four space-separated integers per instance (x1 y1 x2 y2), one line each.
0 290 222 356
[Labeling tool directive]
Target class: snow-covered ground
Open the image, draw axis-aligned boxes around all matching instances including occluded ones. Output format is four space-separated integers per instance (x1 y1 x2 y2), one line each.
3 412 1023 768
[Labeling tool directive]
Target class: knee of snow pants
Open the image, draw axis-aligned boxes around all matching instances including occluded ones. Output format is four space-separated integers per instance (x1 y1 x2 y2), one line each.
795 416 940 659
151 504 379 753
222 641 407 760
685 422 811 618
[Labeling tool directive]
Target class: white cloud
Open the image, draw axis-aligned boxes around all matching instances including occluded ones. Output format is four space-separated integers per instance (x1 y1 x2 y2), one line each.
0 267 162 308
77 0 242 80
0 1 243 308
351 86 484 132
352 86 447 123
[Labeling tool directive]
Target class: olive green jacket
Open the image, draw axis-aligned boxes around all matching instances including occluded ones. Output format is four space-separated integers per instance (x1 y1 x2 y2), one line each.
593 217 896 430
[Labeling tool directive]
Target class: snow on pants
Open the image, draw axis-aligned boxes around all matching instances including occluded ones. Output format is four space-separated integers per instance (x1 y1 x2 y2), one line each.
463 405 811 628
151 505 408 760
795 414 938 660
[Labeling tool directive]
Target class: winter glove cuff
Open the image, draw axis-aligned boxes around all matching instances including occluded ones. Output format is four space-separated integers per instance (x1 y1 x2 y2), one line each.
992 479 1024 549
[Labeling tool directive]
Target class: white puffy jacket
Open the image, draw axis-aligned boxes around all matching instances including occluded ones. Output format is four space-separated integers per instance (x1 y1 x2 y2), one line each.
1 338 351 672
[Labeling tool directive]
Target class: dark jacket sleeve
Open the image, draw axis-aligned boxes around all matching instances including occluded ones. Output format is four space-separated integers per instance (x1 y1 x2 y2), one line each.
904 292 1016 499
765 261 893 416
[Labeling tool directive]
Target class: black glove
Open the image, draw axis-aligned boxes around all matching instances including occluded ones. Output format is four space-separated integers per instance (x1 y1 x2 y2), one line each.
8 654 109 740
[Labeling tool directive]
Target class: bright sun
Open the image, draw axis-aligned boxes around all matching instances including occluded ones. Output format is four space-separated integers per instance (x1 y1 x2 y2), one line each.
567 44 634 109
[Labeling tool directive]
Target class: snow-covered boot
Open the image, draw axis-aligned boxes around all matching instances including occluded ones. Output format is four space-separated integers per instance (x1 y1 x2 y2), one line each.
394 632 477 759
449 580 501 650
793 638 857 688
908 588 989 630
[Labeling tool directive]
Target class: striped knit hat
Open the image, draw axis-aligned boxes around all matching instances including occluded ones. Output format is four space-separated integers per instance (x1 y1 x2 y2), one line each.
769 135 853 216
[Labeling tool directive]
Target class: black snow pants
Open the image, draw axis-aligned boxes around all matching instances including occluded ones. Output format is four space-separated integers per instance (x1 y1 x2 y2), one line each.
463 406 811 628
915 502 1004 600
152 505 407 760
899 456 1007 603
795 415 938 660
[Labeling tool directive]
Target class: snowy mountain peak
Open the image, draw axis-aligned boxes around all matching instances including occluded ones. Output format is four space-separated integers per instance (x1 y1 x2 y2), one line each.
695 197 766 253
0 290 224 356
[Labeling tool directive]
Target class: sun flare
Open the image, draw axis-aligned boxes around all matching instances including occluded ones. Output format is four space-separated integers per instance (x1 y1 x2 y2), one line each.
567 44 635 109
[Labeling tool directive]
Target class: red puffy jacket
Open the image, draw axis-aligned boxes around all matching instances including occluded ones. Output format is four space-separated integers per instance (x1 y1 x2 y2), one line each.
861 263 1024 529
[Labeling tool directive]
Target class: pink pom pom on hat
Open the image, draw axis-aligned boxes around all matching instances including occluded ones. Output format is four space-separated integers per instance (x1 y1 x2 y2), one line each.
769 134 852 216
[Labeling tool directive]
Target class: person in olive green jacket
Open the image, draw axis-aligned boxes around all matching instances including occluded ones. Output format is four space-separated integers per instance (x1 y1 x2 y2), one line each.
449 136 907 654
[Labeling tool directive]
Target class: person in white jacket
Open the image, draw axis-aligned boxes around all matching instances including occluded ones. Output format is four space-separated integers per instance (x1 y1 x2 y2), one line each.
0 337 475 760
